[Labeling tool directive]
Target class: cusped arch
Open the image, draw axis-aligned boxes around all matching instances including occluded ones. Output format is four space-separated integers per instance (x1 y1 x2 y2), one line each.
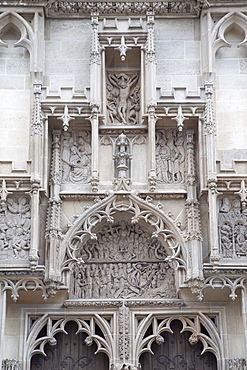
24 314 114 370
135 313 223 370
0 11 34 67
61 193 187 277
212 11 247 54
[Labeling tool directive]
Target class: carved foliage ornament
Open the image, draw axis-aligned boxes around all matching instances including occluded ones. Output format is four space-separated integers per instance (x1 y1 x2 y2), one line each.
46 1 209 16
1 359 21 370
0 196 31 260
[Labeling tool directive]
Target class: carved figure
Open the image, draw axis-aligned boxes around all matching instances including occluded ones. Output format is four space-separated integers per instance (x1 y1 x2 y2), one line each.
106 72 140 124
218 197 247 257
114 133 132 179
0 196 31 260
156 129 185 184
70 221 177 300
61 130 91 184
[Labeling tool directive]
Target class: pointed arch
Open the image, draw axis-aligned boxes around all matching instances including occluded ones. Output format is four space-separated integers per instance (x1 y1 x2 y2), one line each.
135 313 223 370
0 11 34 68
60 193 187 279
212 11 247 54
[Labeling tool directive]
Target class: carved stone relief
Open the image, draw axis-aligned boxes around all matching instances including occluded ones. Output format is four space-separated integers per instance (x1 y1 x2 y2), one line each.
70 221 177 299
218 196 247 258
225 358 247 370
155 129 185 184
2 359 21 370
0 196 31 260
114 133 132 179
106 72 140 125
61 129 91 184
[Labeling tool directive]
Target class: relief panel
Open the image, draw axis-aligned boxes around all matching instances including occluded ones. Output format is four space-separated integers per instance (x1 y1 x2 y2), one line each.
156 129 185 184
61 129 91 184
0 195 31 260
69 221 177 300
218 196 247 258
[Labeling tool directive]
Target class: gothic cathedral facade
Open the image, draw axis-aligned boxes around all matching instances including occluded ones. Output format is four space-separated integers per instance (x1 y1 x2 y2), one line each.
0 1 247 369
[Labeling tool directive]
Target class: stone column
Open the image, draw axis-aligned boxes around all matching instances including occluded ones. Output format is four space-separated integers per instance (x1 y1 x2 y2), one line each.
45 130 62 283
29 81 43 269
89 13 101 191
0 285 6 368
186 130 204 297
147 106 157 191
204 81 220 267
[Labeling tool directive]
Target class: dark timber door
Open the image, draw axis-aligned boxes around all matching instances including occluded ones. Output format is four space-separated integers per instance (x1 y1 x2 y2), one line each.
31 321 109 370
140 320 217 370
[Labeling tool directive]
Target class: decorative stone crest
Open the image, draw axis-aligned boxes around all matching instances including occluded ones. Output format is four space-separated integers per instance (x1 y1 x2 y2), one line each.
156 129 185 184
0 196 31 260
106 72 140 125
61 129 91 184
218 196 247 258
69 220 177 299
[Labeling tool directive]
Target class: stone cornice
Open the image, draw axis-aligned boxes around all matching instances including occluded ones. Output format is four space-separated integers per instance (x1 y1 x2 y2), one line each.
0 1 209 17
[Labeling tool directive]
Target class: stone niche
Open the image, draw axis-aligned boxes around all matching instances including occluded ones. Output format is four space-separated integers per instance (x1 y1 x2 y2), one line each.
69 214 177 300
104 48 141 126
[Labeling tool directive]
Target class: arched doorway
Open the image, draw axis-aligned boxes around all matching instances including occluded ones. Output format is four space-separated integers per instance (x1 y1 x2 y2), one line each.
140 320 217 370
31 321 109 370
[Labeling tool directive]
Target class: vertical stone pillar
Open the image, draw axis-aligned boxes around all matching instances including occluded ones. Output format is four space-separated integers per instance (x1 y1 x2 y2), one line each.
89 13 101 191
147 106 157 191
145 12 157 192
45 130 62 283
29 81 43 269
0 286 6 368
186 130 204 297
204 81 220 266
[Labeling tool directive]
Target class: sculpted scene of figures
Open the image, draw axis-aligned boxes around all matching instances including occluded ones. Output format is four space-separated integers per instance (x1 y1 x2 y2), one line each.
70 261 176 299
0 196 31 259
70 221 177 299
106 72 140 125
61 130 91 184
156 129 185 184
74 221 169 262
219 197 247 257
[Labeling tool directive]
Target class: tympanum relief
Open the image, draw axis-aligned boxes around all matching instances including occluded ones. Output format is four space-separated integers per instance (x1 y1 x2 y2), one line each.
61 130 91 184
219 196 247 258
70 221 176 299
156 129 185 184
106 72 140 125
0 196 31 260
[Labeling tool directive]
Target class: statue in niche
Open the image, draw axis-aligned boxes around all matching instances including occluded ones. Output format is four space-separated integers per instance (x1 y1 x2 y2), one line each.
61 130 91 184
106 72 140 125
218 197 247 257
156 129 185 184
70 221 177 300
114 134 132 179
0 196 31 260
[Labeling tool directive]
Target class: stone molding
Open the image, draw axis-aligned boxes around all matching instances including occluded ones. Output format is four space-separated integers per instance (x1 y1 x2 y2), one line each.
44 1 208 17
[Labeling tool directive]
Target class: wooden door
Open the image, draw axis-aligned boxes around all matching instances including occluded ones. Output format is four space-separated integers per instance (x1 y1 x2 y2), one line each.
31 321 109 370
140 320 217 370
